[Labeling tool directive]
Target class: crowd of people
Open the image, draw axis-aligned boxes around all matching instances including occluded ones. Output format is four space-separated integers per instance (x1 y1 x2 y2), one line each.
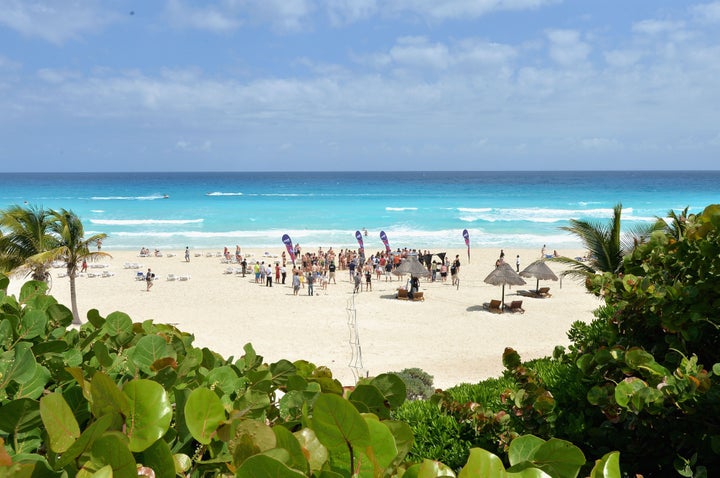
224 244 463 297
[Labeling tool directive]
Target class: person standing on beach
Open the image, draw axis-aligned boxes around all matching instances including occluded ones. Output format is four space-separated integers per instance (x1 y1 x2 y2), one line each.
328 260 336 284
185 247 190 262
146 268 154 291
292 271 300 295
451 255 461 286
307 272 315 296
516 255 521 272
353 270 361 293
281 264 287 284
266 264 273 287
541 244 546 258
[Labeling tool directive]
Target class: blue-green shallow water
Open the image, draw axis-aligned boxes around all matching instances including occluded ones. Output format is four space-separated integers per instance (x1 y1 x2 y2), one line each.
1 171 717 251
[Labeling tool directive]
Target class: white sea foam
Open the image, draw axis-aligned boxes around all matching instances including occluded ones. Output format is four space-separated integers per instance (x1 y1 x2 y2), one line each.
91 195 167 201
385 207 418 212
456 207 626 223
90 219 204 226
206 192 243 196
91 210 104 213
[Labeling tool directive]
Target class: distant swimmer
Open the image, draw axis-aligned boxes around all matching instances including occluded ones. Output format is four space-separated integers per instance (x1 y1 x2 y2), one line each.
163 194 169 199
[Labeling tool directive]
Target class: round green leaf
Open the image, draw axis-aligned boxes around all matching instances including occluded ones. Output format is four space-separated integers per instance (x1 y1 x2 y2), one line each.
293 427 328 471
236 454 306 478
137 436 176 478
90 372 130 422
123 379 173 452
533 438 586 478
349 384 389 419
90 432 137 478
39 392 81 453
274 425 309 474
508 435 545 467
103 311 133 337
204 365 242 395
18 309 47 341
370 373 407 409
312 393 371 451
183 388 226 444
459 448 507 478
130 335 176 374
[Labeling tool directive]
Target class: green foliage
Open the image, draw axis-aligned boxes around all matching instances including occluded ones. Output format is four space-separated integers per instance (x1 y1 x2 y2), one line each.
391 367 435 401
0 271 626 477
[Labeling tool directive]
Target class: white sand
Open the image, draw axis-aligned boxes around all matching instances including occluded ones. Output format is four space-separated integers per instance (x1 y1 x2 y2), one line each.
8 247 599 390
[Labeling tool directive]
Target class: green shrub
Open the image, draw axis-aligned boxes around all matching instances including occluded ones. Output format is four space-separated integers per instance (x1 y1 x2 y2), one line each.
392 399 473 470
390 367 435 400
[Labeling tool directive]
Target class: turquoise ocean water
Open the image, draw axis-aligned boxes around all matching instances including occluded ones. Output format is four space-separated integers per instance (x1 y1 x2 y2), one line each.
1 171 718 252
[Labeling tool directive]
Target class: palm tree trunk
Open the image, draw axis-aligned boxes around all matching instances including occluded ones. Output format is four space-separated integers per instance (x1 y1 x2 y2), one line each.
69 274 81 325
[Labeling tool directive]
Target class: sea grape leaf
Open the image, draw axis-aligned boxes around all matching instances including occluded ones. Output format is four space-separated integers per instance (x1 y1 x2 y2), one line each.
590 451 621 478
103 311 133 337
615 377 646 408
370 373 406 409
123 379 173 452
19 281 47 304
405 458 456 478
312 393 371 451
205 365 243 395
349 384 388 418
90 371 130 425
136 436 176 478
130 335 176 374
17 309 47 341
294 427 329 472
184 387 226 444
39 392 81 453
358 416 398 477
270 359 296 386
89 432 137 478
235 454 306 478
508 435 546 467
459 448 507 478
13 364 51 400
57 414 113 468
384 420 414 466
0 341 38 388
86 308 105 328
0 398 41 435
273 425 309 474
529 438 586 478
92 341 113 368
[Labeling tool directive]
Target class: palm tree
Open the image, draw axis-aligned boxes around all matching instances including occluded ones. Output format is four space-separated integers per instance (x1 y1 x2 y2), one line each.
0 205 58 282
38 209 109 324
553 203 656 282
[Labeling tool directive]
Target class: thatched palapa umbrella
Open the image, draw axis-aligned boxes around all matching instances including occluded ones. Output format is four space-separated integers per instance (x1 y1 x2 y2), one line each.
519 260 558 291
484 262 526 307
393 256 430 277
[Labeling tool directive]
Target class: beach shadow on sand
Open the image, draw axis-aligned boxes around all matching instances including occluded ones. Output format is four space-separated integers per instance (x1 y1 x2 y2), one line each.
466 305 485 312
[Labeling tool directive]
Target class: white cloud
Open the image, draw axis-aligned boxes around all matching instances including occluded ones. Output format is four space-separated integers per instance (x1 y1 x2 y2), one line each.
390 37 450 70
326 0 377 25
604 49 643 68
691 1 720 23
546 29 590 66
383 0 561 21
0 0 119 44
632 19 685 35
165 0 241 32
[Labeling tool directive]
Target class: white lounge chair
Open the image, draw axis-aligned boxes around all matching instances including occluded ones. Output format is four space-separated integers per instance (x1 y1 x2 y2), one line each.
178 274 191 281
166 273 177 281
101 271 115 278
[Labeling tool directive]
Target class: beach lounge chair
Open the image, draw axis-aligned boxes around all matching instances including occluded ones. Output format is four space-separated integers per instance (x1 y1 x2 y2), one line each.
411 291 425 301
483 299 503 313
166 273 176 281
101 270 115 278
135 272 146 281
396 288 409 300
538 287 551 297
505 300 525 313
223 267 234 274
178 274 191 281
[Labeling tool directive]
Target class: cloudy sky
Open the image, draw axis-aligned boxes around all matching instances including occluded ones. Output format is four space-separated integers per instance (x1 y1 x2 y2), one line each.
1 0 719 172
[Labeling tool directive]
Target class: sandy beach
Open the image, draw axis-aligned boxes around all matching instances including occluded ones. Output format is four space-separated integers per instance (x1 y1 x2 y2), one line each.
7 246 598 390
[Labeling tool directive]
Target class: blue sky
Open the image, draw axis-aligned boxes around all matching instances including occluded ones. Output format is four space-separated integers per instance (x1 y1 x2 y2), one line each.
1 0 719 172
